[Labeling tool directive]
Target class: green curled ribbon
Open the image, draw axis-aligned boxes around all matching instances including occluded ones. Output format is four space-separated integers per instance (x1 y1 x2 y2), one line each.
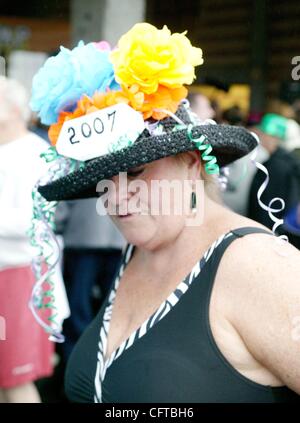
186 124 220 175
107 132 140 154
40 146 60 163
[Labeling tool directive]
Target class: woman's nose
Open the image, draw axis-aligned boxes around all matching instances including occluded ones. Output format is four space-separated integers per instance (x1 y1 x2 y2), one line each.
109 173 131 206
110 175 118 184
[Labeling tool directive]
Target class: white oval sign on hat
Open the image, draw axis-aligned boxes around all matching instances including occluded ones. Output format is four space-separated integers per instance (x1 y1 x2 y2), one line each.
56 103 145 161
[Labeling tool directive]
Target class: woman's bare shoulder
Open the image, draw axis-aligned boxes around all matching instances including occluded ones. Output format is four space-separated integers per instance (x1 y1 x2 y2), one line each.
206 206 272 245
222 207 272 233
219 208 300 283
215 213 300 394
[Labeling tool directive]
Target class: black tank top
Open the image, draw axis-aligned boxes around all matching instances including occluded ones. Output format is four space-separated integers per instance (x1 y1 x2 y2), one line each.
65 226 299 403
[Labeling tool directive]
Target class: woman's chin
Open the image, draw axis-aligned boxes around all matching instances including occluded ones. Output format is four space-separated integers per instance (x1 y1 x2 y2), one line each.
119 225 155 247
122 232 152 246
109 213 157 246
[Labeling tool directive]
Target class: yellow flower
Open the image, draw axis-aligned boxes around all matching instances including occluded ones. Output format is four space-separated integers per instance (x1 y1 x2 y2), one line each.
110 23 203 95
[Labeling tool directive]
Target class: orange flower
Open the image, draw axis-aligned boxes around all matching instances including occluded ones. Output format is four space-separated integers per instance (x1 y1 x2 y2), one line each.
142 85 188 120
119 84 145 110
48 112 73 146
48 96 93 146
92 84 144 111
77 94 95 113
48 84 187 146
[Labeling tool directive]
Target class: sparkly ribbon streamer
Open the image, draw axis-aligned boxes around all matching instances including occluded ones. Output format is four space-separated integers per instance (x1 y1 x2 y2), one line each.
249 132 288 246
28 147 84 342
218 166 230 191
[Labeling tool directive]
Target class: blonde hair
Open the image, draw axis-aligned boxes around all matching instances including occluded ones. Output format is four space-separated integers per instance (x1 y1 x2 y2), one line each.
0 76 31 123
174 151 222 203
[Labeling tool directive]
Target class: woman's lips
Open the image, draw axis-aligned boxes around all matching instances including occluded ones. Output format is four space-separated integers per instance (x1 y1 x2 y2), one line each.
116 209 149 218
117 213 137 219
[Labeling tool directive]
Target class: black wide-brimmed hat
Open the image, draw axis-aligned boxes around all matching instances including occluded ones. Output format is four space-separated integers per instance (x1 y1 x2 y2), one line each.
37 104 257 201
30 22 258 202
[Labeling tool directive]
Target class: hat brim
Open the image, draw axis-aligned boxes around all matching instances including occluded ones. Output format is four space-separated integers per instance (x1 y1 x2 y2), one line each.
38 124 257 201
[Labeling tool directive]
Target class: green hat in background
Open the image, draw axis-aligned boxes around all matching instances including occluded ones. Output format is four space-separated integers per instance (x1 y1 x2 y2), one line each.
258 113 289 140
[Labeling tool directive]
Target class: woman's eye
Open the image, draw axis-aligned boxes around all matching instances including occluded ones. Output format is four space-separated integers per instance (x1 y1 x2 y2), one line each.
127 168 144 177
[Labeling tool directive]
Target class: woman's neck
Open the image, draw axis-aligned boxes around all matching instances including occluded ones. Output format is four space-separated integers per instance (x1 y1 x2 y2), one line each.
133 196 230 277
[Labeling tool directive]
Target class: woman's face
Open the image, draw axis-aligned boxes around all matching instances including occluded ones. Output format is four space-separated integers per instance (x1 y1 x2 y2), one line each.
102 151 202 248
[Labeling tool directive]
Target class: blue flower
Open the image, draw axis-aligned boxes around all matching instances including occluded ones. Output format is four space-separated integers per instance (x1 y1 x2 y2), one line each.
30 41 119 125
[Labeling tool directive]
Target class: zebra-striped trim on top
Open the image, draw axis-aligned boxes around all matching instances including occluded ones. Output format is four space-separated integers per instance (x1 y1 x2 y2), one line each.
94 231 233 402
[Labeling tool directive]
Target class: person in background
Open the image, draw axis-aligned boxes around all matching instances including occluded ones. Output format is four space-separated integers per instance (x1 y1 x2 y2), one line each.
292 99 300 126
283 203 300 250
221 145 270 216
220 107 269 216
222 105 245 126
0 76 54 403
187 92 215 122
55 199 126 363
210 99 223 123
29 112 50 143
280 117 300 159
247 113 300 244
279 118 300 249
43 201 125 402
265 98 296 120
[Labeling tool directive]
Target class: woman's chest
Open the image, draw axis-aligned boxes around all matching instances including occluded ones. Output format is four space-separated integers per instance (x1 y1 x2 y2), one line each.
104 272 178 361
107 268 282 388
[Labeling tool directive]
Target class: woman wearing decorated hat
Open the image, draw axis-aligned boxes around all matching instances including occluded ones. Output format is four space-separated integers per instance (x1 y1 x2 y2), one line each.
30 23 300 403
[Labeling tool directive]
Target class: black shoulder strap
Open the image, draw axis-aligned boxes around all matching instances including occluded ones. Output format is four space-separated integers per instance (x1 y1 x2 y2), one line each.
229 226 273 238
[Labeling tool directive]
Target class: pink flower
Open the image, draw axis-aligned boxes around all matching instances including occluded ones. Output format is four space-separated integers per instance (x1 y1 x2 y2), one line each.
93 41 111 51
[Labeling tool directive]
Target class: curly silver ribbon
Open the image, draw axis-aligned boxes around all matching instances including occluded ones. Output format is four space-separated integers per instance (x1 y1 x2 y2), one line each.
249 132 289 254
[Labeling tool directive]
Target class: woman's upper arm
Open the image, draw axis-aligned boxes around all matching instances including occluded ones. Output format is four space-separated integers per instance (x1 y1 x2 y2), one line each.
221 234 300 394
